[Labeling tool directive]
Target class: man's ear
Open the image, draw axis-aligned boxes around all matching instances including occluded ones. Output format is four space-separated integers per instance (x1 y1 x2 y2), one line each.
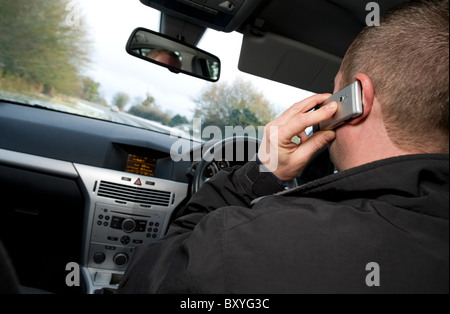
348 73 374 125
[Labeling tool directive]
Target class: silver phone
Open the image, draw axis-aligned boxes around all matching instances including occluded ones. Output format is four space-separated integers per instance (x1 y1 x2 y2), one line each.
313 81 364 132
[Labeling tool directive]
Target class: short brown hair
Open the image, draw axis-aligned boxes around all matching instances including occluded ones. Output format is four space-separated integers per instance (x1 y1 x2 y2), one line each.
340 0 449 153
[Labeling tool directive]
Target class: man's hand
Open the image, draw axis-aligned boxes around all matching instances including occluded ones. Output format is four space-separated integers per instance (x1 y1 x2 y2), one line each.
258 94 338 182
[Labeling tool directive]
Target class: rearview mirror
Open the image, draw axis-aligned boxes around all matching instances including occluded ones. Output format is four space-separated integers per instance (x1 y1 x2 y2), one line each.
126 28 221 82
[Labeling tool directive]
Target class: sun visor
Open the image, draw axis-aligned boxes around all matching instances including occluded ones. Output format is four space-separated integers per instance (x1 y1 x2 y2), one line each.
140 0 265 32
238 31 342 93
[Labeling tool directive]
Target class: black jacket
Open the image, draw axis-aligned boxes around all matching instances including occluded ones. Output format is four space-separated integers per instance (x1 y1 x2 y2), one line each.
118 154 449 294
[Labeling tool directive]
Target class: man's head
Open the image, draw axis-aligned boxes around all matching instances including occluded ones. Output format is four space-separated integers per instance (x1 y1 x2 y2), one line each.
147 48 182 69
331 0 449 170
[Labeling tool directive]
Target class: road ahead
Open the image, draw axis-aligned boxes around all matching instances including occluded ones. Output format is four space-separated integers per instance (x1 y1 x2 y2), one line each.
78 100 193 139
0 91 193 140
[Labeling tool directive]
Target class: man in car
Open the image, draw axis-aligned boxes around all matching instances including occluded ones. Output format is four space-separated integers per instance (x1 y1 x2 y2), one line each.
146 48 182 69
118 0 448 294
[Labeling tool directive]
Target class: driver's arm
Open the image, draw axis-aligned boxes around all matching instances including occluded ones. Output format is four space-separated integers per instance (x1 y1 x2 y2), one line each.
118 94 337 294
170 93 338 223
166 94 337 229
166 160 287 232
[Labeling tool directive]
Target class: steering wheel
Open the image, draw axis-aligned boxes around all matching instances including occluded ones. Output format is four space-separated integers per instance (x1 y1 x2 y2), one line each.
191 136 260 194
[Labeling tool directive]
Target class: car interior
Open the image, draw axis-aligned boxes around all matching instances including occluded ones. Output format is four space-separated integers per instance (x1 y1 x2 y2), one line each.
0 0 408 294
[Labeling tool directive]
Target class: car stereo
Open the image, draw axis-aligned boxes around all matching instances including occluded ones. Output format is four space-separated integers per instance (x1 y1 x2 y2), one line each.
74 163 188 293
87 203 166 270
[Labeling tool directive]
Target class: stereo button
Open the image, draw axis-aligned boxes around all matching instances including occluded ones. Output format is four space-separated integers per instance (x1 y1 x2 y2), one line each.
113 253 128 267
122 219 136 233
120 236 131 245
93 252 106 264
111 216 123 229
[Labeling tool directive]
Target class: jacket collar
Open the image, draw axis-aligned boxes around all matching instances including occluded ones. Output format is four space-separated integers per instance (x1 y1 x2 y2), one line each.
254 154 449 219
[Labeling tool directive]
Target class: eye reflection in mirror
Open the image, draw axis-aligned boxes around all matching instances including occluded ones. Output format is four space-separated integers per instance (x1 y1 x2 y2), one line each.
126 28 221 82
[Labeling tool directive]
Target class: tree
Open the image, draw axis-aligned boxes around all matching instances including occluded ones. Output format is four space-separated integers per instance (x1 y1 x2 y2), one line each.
140 94 156 108
80 77 101 103
193 78 276 136
112 92 130 111
228 108 260 127
128 93 171 125
0 0 90 95
169 114 189 127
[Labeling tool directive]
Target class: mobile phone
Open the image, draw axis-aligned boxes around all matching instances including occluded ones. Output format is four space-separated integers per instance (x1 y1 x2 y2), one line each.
313 81 364 132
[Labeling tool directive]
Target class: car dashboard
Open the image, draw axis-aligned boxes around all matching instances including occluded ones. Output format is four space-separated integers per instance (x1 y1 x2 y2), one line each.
0 100 202 293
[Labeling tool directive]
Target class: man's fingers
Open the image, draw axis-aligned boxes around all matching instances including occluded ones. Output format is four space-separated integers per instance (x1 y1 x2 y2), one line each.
298 131 308 144
284 101 338 139
259 93 337 182
294 130 336 162
288 93 332 115
275 93 332 126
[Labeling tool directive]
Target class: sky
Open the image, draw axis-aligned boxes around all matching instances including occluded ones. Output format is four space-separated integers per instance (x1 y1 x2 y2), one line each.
79 0 314 119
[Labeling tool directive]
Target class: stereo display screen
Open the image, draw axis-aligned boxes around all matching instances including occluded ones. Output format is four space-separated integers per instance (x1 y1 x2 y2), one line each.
125 154 157 177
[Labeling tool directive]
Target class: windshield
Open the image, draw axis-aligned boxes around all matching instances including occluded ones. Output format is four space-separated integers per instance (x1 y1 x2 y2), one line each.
0 0 313 141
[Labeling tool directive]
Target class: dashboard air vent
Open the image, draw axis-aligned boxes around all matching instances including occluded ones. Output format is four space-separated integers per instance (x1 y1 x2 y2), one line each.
98 181 171 207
